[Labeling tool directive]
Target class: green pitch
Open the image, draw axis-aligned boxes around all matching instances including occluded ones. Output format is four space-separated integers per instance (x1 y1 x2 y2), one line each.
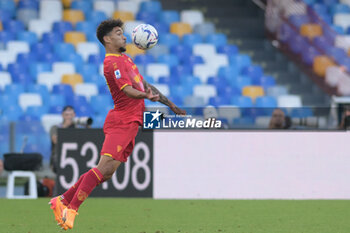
0 198 349 233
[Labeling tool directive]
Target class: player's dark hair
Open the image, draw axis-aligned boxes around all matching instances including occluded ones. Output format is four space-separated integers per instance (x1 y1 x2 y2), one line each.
62 105 75 113
96 18 124 46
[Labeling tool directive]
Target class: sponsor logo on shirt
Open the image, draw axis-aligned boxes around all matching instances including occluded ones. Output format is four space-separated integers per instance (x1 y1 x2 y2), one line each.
114 69 121 79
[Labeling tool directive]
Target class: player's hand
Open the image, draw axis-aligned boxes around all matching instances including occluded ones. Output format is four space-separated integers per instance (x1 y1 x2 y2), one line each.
145 87 160 102
170 104 186 116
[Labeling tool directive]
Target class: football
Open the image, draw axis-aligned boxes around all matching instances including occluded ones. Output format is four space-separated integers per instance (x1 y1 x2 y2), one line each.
132 24 159 50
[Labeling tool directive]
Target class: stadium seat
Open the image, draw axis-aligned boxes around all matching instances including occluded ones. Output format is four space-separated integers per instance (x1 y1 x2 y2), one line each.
113 11 134 21
290 107 313 118
7 41 30 57
313 55 336 77
193 84 217 104
48 94 66 108
27 84 50 103
63 10 84 25
180 10 204 27
136 11 157 24
41 114 62 133
255 96 277 115
158 33 180 47
231 76 252 92
325 66 343 87
61 74 83 88
16 9 38 28
300 24 323 40
17 31 38 45
90 95 113 115
2 105 23 121
146 63 170 82
230 54 252 72
193 43 216 61
194 22 216 38
39 0 63 23
242 65 264 80
146 44 169 58
139 1 162 15
217 105 241 123
181 55 204 66
134 54 156 66
170 44 192 61
85 11 107 27
184 96 205 107
208 96 230 106
182 33 203 47
37 72 61 91
206 34 227 48
3 20 25 34
334 13 350 31
74 83 98 101
52 84 74 99
25 106 48 119
170 22 192 37
193 64 217 83
124 20 145 36
116 1 139 15
160 10 180 26
242 86 265 101
71 0 92 16
231 96 253 107
125 44 145 57
53 42 75 60
0 31 16 45
78 63 98 78
157 54 179 67
18 93 43 111
42 32 63 46
29 62 51 79
206 54 229 73
93 0 115 18
0 51 17 69
218 66 239 80
64 31 86 47
277 95 302 108
0 72 12 90
331 3 350 14
52 62 75 78
12 73 34 86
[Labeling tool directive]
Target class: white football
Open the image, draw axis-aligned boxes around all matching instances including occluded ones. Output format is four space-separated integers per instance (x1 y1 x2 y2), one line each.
132 24 158 50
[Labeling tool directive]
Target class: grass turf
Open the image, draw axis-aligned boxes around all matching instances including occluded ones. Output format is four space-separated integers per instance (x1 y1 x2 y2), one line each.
0 198 349 233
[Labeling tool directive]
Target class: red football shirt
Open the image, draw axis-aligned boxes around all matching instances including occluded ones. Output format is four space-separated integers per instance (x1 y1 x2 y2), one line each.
103 53 145 125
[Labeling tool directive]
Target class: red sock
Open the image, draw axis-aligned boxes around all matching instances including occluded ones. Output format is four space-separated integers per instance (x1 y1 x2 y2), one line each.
60 173 86 206
68 168 104 211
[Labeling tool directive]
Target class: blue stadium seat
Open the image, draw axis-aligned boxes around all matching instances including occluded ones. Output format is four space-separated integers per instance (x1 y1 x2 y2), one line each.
180 75 202 86
181 55 204 66
75 104 94 117
8 63 27 77
158 75 180 85
85 11 107 27
4 84 25 97
31 42 52 57
330 4 350 14
170 44 192 61
52 84 74 99
233 117 255 127
17 52 38 65
229 54 251 72
99 85 110 95
0 64 3 71
231 96 253 107
48 94 66 108
218 66 239 80
160 10 180 25
326 47 347 63
3 20 25 34
64 53 84 71
171 64 192 77
255 96 277 116
207 76 228 91
209 96 230 106
3 105 23 121
157 54 180 67
170 85 193 98
231 76 252 90
54 43 76 60
259 75 276 89
78 63 98 77
140 1 162 15
0 94 17 109
158 33 180 47
302 46 320 65
49 105 64 114
206 33 227 47
136 11 157 25
134 54 156 66
143 75 155 84
42 32 63 46
92 115 105 128
288 35 308 54
39 52 60 63
17 31 38 45
19 115 40 122
71 0 92 15
0 31 16 45
217 45 239 56
322 0 338 6
153 22 169 34
85 74 106 87
76 21 95 36
312 3 328 15
0 0 16 18
67 95 88 108
12 73 34 85
242 65 263 79
217 86 241 99
169 96 183 106
25 106 48 119
27 84 50 104
18 0 38 10
29 62 51 79
90 95 113 114
182 34 203 47
88 54 105 65
53 21 74 35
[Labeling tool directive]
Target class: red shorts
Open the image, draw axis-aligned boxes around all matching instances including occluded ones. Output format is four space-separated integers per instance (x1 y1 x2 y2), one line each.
101 111 140 162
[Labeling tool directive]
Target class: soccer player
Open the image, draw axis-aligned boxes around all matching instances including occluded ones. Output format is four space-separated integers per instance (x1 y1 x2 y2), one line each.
49 19 186 230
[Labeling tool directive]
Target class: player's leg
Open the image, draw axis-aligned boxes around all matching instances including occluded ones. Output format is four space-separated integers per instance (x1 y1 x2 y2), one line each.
62 155 121 229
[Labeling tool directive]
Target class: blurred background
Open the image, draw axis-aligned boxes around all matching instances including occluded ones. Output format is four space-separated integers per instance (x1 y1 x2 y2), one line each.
1 0 350 193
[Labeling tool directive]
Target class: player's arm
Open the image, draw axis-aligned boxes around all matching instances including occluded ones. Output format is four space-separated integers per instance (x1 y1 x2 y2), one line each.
142 79 186 115
123 85 159 101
